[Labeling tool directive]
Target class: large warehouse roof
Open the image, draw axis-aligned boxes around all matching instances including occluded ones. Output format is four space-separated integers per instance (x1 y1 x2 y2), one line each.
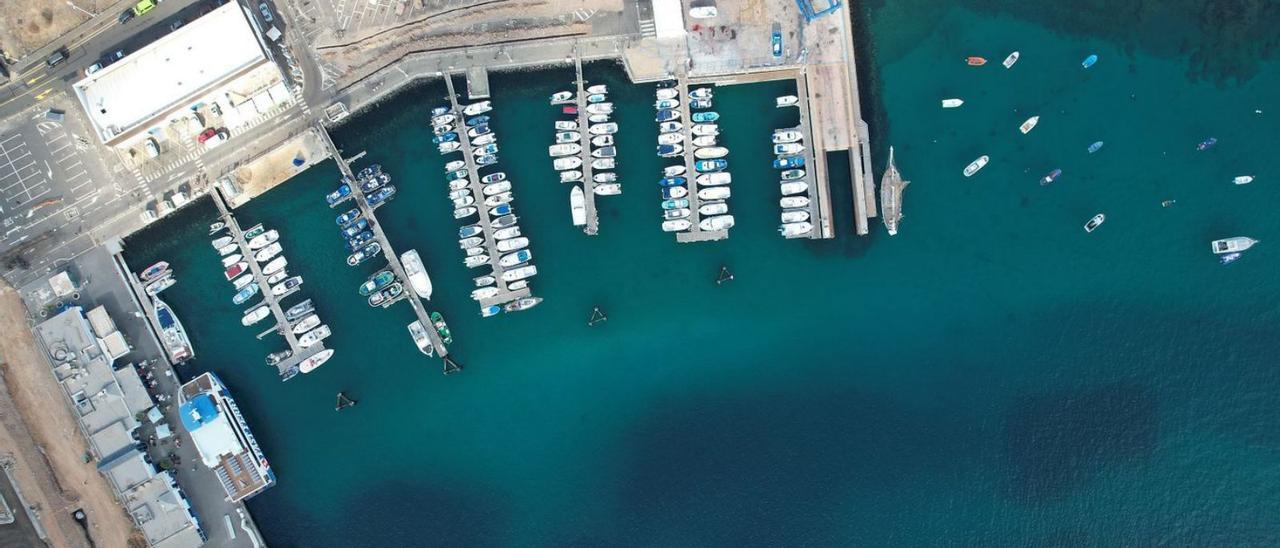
74 2 270 144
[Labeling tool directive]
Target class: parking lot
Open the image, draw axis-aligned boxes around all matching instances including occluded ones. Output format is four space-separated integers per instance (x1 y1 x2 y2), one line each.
0 114 108 243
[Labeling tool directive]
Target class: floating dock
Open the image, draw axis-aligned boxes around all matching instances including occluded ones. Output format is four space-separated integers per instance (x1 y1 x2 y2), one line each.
572 53 599 235
673 73 728 243
315 125 452 361
210 187 327 379
441 75 534 309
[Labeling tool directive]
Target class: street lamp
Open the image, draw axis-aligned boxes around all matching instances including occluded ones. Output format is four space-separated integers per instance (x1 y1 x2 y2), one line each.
66 0 95 16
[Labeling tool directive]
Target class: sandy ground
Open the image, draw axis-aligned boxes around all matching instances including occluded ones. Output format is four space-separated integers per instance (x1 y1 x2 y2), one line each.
0 284 140 548
230 129 328 207
0 0 115 60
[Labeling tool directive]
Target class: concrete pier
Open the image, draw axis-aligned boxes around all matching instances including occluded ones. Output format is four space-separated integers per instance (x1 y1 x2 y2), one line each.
315 125 452 359
673 74 728 244
466 67 490 99
572 53 599 235
210 188 326 379
441 75 533 309
791 70 832 239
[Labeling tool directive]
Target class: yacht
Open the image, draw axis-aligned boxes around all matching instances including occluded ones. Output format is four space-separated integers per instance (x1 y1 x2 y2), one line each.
570 185 586 226
662 219 691 232
408 321 435 356
503 297 542 312
593 183 621 195
694 146 728 159
780 196 810 208
1002 51 1020 68
698 186 731 200
691 124 719 136
298 349 335 374
780 181 808 196
496 237 529 253
400 249 433 300
776 95 799 107
963 155 989 177
285 299 315 322
699 215 735 231
593 172 617 183
1210 237 1258 254
474 275 496 287
699 202 728 216
471 287 499 301
553 157 583 170
291 314 321 335
779 222 813 237
1084 214 1106 233
501 265 538 282
586 103 613 115
658 132 684 145
549 143 582 157
941 98 964 108
485 193 513 207
298 325 331 348
560 170 583 183
153 297 194 362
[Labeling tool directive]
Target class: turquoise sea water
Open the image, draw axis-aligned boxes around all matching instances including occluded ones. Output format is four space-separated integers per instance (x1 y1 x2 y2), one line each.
123 3 1280 545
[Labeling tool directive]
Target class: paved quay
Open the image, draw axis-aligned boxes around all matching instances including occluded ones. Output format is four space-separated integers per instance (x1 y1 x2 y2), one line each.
571 53 600 236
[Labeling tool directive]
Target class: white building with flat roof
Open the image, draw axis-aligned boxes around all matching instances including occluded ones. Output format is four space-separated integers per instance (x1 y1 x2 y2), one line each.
73 2 278 146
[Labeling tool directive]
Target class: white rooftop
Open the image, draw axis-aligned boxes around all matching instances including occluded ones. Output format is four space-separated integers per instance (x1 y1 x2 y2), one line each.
73 2 269 144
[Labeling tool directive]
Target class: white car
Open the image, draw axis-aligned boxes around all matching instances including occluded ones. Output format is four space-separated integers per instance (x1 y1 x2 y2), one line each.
144 138 160 158
258 2 273 22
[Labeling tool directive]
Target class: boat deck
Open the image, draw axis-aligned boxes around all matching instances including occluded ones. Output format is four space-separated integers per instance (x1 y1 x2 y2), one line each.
442 75 533 309
316 125 453 359
572 52 599 236
673 72 728 243
210 188 327 379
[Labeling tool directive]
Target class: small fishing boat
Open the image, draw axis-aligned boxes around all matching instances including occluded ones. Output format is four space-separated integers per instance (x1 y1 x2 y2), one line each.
691 124 719 136
560 170 583 183
1210 236 1258 254
449 178 469 191
562 105 578 115
655 109 681 122
485 193 514 207
211 236 233 249
464 255 490 269
773 143 804 155
549 143 582 157
690 98 712 110
367 186 397 206
345 231 374 251
966 56 987 66
662 219 692 232
1233 175 1254 185
499 250 532 268
347 242 381 266
445 160 466 172
497 237 529 253
471 287 499 301
570 186 586 226
699 202 728 216
662 186 688 199
504 296 542 312
1003 51 1019 68
460 237 484 250
209 222 226 234
247 230 278 250
448 188 472 201
589 113 610 124
657 144 683 158
480 305 502 318
593 172 617 183
465 246 486 258
781 169 805 181
432 132 457 144
692 111 719 123
232 283 259 306
1019 116 1040 134
698 187 731 201
1220 252 1242 265
780 181 808 196
549 90 574 104
453 196 475 208
694 146 728 159
776 95 799 107
697 159 728 172
432 124 455 136
781 209 810 223
664 165 687 177
587 84 607 94
780 222 813 237
689 87 713 100
1040 169 1062 186
298 348 334 374
555 131 581 144
587 93 607 104
591 146 616 159
661 198 690 210
254 242 284 263
589 123 619 135
554 120 578 131
476 155 499 167
963 155 989 177
1088 141 1104 154
696 172 732 186
271 276 302 297
656 88 678 100
140 261 170 282
221 254 242 267
941 98 964 108
266 349 292 366
291 314 320 335
335 208 361 226
483 181 512 196
553 157 582 171
781 196 810 208
659 121 682 133
298 325 331 348
689 136 714 148
223 262 248 281
699 215 735 231
658 132 684 145
438 142 461 154
243 223 266 239
594 183 621 196
491 214 518 229
285 299 315 322
501 265 538 282
773 130 803 144
489 203 513 217
592 135 614 147
655 99 679 110
463 101 491 116
659 176 687 187
1197 137 1217 151
1084 214 1106 233
358 271 396 297
432 113 455 127
472 133 496 146
473 143 498 156
773 156 803 169
325 184 351 207
1082 54 1098 68
593 158 616 170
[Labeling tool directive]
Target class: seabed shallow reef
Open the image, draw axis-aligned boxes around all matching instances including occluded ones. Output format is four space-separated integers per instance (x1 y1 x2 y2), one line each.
123 3 1280 545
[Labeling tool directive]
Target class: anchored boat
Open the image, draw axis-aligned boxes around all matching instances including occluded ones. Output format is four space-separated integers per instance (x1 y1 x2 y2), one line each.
1210 237 1257 254
879 146 909 236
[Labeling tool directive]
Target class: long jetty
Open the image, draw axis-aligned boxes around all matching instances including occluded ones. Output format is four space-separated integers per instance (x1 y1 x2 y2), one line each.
441 74 532 308
210 187 325 378
572 52 599 235
314 125 453 362
674 73 727 243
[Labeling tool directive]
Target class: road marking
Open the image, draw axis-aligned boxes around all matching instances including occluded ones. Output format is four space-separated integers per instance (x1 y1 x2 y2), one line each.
25 73 46 86
34 89 54 101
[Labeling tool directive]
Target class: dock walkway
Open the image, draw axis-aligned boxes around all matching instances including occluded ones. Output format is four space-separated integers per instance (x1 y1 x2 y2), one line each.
441 75 532 309
315 126 451 359
210 188 325 378
790 71 829 239
674 74 728 243
572 53 599 235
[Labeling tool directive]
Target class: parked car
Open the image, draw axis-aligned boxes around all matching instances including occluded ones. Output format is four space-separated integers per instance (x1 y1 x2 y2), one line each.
118 9 135 23
45 49 67 67
144 138 160 158
85 62 103 76
258 2 274 22
771 23 783 58
197 128 218 144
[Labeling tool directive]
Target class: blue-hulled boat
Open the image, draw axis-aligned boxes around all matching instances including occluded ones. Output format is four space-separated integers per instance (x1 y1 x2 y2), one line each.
345 231 374 251
655 109 680 122
232 283 259 305
489 203 512 216
772 156 804 169
335 208 361 226
459 225 483 238
692 111 719 123
474 143 498 155
325 184 351 207
360 173 388 193
342 218 369 238
480 305 501 317
476 155 498 166
661 198 690 210
695 159 727 172
658 176 686 187
432 132 457 144
1081 54 1098 68
367 186 396 206
466 115 489 127
346 242 381 267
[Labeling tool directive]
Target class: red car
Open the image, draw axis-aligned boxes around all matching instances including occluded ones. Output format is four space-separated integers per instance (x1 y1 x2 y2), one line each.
197 128 218 143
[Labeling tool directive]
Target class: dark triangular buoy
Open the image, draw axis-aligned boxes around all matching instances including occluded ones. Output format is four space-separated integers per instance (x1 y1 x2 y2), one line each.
588 306 607 327
716 265 734 285
443 356 463 375
335 392 357 411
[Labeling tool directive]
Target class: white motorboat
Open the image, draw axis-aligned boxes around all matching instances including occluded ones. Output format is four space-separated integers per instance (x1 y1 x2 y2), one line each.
656 88 678 100
657 144 683 158
699 202 728 216
781 209 810 223
496 237 528 252
473 134 496 146
588 113 611 124
494 226 522 240
691 124 719 136
664 208 690 220
449 179 469 191
697 172 731 186
221 254 243 267
471 287 499 301
779 222 813 237
408 321 434 356
963 155 989 177
247 229 279 250
211 235 233 249
772 130 803 143
299 348 335 374
780 181 808 196
663 165 686 177
586 102 613 115
485 192 513 207
454 206 477 219
549 90 574 104
658 132 684 145
464 254 490 268
774 143 804 155
459 236 483 249
453 196 475 208
271 276 302 297
662 219 691 232
483 181 511 196
266 270 288 285
432 113 455 126
659 121 682 133
593 172 617 183
498 250 532 267
1210 236 1258 254
776 95 799 107
1084 213 1106 233
694 146 728 159
448 188 471 200
463 101 491 116
1019 116 1040 134
507 280 529 291
588 123 619 135
490 214 518 229
1003 51 1020 68
699 215 735 231
591 134 614 147
400 249 433 300
592 158 616 170
560 170 583 183
689 87 712 99
555 131 581 144
241 305 270 326
553 156 582 170
474 275 495 287
1233 175 1255 185
445 159 465 172
232 274 254 290
298 325 331 348
592 146 616 159
587 84 607 94
262 256 287 276
501 265 538 282
692 136 717 147
217 243 237 256
593 183 621 195
570 186 586 226
555 120 578 131
698 186 730 200
780 196 810 208
291 314 320 335
549 143 582 157
438 142 461 153
942 98 964 108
